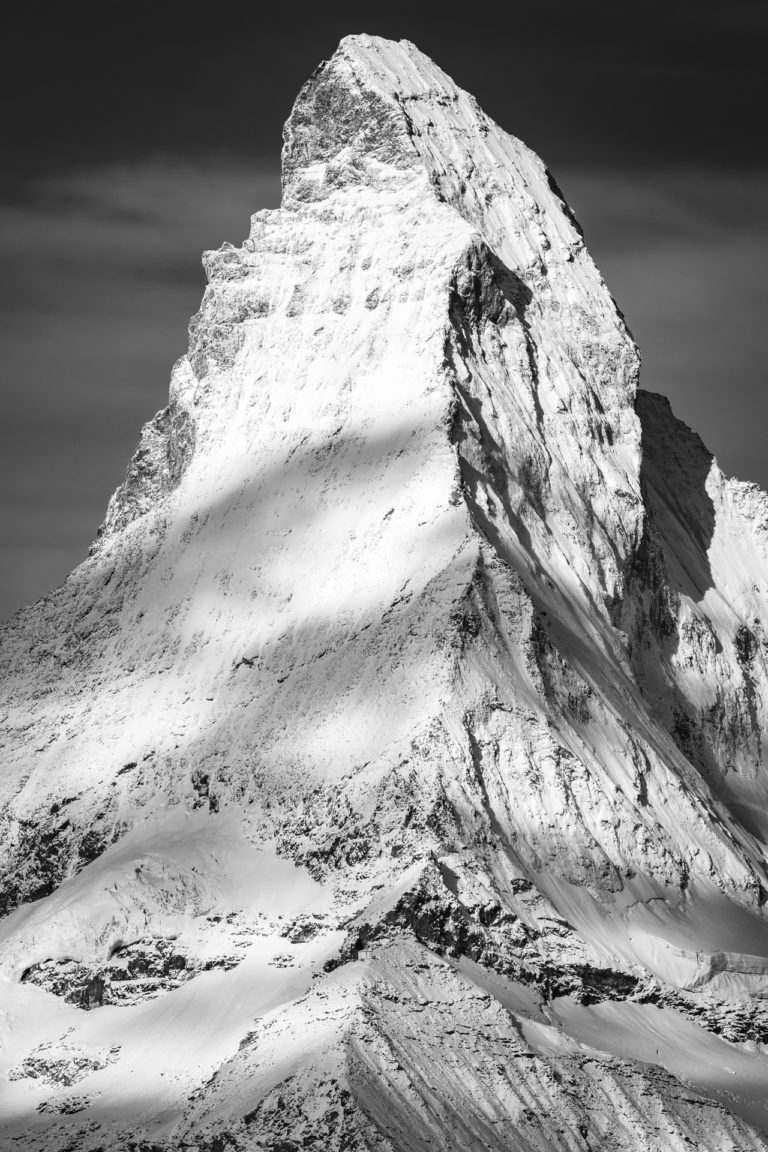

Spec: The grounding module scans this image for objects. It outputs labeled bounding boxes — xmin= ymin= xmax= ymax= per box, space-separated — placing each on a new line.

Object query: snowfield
xmin=2 ymin=33 xmax=768 ymax=1151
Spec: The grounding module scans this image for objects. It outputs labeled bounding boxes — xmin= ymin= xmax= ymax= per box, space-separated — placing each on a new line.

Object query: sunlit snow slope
xmin=2 ymin=34 xmax=768 ymax=1152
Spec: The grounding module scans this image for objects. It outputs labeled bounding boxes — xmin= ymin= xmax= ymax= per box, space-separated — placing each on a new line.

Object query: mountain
xmin=2 ymin=33 xmax=768 ymax=1152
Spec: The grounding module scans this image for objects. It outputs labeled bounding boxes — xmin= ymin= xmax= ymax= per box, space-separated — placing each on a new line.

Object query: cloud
xmin=0 ymin=159 xmax=281 ymax=620
xmin=561 ymin=167 xmax=768 ymax=487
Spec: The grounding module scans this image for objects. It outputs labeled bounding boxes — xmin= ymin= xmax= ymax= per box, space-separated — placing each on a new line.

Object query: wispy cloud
xmin=0 ymin=159 xmax=280 ymax=619
xmin=562 ymin=167 xmax=768 ymax=487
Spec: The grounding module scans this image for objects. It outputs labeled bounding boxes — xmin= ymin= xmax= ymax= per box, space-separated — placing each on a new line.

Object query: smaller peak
xmin=280 ymin=34 xmax=477 ymax=200
xmin=281 ymin=35 xmax=422 ymax=194
xmin=331 ymin=34 xmax=458 ymax=100
xmin=334 ymin=32 xmax=389 ymax=51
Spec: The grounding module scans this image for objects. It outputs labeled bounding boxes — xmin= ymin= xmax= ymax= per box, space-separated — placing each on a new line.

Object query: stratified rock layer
xmin=2 ymin=34 xmax=768 ymax=1152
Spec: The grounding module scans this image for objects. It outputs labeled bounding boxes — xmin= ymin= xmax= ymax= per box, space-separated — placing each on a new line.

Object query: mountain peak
xmin=3 ymin=35 xmax=768 ymax=1152
xmin=281 ymin=36 xmax=426 ymax=187
xmin=281 ymin=34 xmax=583 ymax=274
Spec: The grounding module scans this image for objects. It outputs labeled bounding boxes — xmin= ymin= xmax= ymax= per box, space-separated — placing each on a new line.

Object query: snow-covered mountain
xmin=2 ymin=34 xmax=768 ymax=1151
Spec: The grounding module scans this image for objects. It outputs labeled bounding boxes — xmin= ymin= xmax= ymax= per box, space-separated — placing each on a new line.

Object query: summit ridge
xmin=2 ymin=34 xmax=768 ymax=1151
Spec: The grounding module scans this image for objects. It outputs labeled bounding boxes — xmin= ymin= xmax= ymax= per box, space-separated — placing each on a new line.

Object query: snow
xmin=546 ymin=998 xmax=768 ymax=1135
xmin=1 ymin=31 xmax=768 ymax=1152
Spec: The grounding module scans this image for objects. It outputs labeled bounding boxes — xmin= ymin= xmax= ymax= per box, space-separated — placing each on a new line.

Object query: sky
xmin=1 ymin=0 xmax=766 ymax=620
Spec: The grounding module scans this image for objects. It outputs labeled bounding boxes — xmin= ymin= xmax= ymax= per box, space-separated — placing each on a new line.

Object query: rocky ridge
xmin=1 ymin=33 xmax=768 ymax=1151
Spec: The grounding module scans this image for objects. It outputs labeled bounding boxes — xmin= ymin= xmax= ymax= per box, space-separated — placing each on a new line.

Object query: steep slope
xmin=2 ymin=34 xmax=768 ymax=1152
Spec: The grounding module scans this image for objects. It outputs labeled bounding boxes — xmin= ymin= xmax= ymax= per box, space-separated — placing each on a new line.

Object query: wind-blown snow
xmin=2 ymin=33 xmax=768 ymax=1152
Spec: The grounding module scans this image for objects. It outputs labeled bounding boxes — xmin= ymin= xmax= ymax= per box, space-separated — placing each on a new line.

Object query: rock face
xmin=2 ymin=34 xmax=768 ymax=1151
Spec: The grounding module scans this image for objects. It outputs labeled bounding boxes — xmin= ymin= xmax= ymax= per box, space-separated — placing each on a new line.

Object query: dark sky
xmin=1 ymin=1 xmax=766 ymax=620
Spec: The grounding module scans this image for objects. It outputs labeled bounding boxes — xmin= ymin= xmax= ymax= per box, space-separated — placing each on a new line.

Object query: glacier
xmin=2 ymin=34 xmax=768 ymax=1151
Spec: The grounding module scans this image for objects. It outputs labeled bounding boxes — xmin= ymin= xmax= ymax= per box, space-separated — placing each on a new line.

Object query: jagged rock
xmin=2 ymin=32 xmax=768 ymax=1152
xmin=20 ymin=937 xmax=243 ymax=1009
xmin=9 ymin=1041 xmax=119 ymax=1086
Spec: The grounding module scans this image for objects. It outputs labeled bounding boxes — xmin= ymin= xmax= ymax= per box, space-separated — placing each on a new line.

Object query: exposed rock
xmin=9 ymin=1041 xmax=119 ymax=1086
xmin=20 ymin=937 xmax=242 ymax=1008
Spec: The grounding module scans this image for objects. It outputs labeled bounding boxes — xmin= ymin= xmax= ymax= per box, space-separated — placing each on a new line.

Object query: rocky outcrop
xmin=2 ymin=33 xmax=768 ymax=1152
xmin=20 ymin=936 xmax=242 ymax=1008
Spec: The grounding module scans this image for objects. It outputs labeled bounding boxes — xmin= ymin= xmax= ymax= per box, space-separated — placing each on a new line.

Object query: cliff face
xmin=2 ymin=35 xmax=768 ymax=1152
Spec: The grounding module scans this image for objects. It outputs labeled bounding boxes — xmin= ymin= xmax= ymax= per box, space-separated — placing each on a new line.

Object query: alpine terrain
xmin=3 ymin=34 xmax=768 ymax=1152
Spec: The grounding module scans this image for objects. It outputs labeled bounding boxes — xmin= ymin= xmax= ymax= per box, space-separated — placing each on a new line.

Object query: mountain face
xmin=2 ymin=33 xmax=768 ymax=1151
